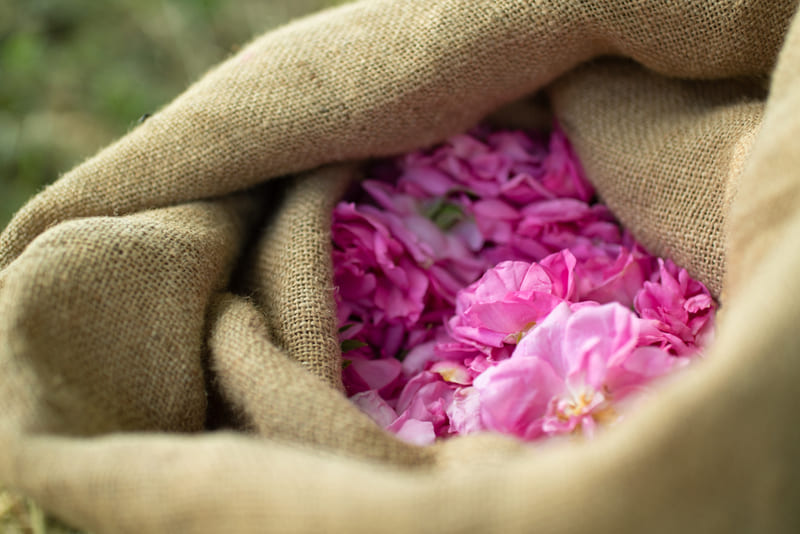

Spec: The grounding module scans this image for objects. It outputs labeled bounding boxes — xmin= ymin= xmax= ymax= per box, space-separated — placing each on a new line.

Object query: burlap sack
xmin=2 ymin=0 xmax=799 ymax=532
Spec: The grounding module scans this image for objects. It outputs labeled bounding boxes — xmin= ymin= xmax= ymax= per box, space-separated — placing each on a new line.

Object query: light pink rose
xmin=474 ymin=303 xmax=682 ymax=440
xmin=446 ymin=252 xmax=577 ymax=353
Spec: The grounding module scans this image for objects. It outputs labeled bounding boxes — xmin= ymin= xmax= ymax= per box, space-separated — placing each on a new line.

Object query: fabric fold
xmin=0 ymin=194 xmax=259 ymax=435
xmin=549 ymin=59 xmax=765 ymax=296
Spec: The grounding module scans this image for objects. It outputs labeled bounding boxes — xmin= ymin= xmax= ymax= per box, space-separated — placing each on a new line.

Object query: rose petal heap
xmin=333 ymin=125 xmax=715 ymax=445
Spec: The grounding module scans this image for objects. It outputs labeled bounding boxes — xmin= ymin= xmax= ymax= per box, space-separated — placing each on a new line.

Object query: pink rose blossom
xmin=446 ymin=251 xmax=577 ymax=353
xmin=635 ymin=259 xmax=716 ymax=355
xmin=474 ymin=303 xmax=682 ymax=439
xmin=332 ymin=202 xmax=429 ymax=328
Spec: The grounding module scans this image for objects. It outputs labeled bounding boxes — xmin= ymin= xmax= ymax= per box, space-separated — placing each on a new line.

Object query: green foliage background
xmin=1 ymin=1 xmax=344 ymax=531
xmin=0 ymin=0 xmax=345 ymax=230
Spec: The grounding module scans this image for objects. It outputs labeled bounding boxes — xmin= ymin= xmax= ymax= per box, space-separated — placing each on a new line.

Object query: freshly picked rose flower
xmin=332 ymin=125 xmax=716 ymax=445
xmin=443 ymin=251 xmax=576 ymax=356
xmin=635 ymin=258 xmax=716 ymax=356
xmin=473 ymin=302 xmax=682 ymax=440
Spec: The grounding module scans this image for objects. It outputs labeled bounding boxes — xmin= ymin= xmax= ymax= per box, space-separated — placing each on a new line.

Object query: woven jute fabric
xmin=2 ymin=0 xmax=800 ymax=532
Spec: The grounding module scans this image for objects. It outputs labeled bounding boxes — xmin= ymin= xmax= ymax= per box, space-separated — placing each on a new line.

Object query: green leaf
xmin=425 ymin=199 xmax=464 ymax=230
xmin=341 ymin=339 xmax=367 ymax=352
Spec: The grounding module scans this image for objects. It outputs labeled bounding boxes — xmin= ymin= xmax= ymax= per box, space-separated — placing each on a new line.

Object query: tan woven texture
xmin=2 ymin=0 xmax=800 ymax=532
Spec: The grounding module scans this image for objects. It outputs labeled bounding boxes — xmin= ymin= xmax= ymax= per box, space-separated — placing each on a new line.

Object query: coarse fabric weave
xmin=2 ymin=0 xmax=800 ymax=532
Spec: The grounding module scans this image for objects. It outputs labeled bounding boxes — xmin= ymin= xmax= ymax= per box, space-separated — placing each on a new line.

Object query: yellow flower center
xmin=514 ymin=321 xmax=538 ymax=343
xmin=437 ymin=368 xmax=460 ymax=383
xmin=556 ymin=389 xmax=618 ymax=427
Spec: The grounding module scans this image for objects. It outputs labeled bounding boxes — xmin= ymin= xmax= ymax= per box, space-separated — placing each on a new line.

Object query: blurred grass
xmin=0 ymin=492 xmax=82 ymax=534
xmin=0 ymin=0 xmax=346 ymax=230
xmin=1 ymin=0 xmax=345 ymax=530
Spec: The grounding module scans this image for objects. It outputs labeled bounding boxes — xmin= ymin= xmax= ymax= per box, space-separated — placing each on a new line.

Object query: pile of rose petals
xmin=332 ymin=125 xmax=715 ymax=446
